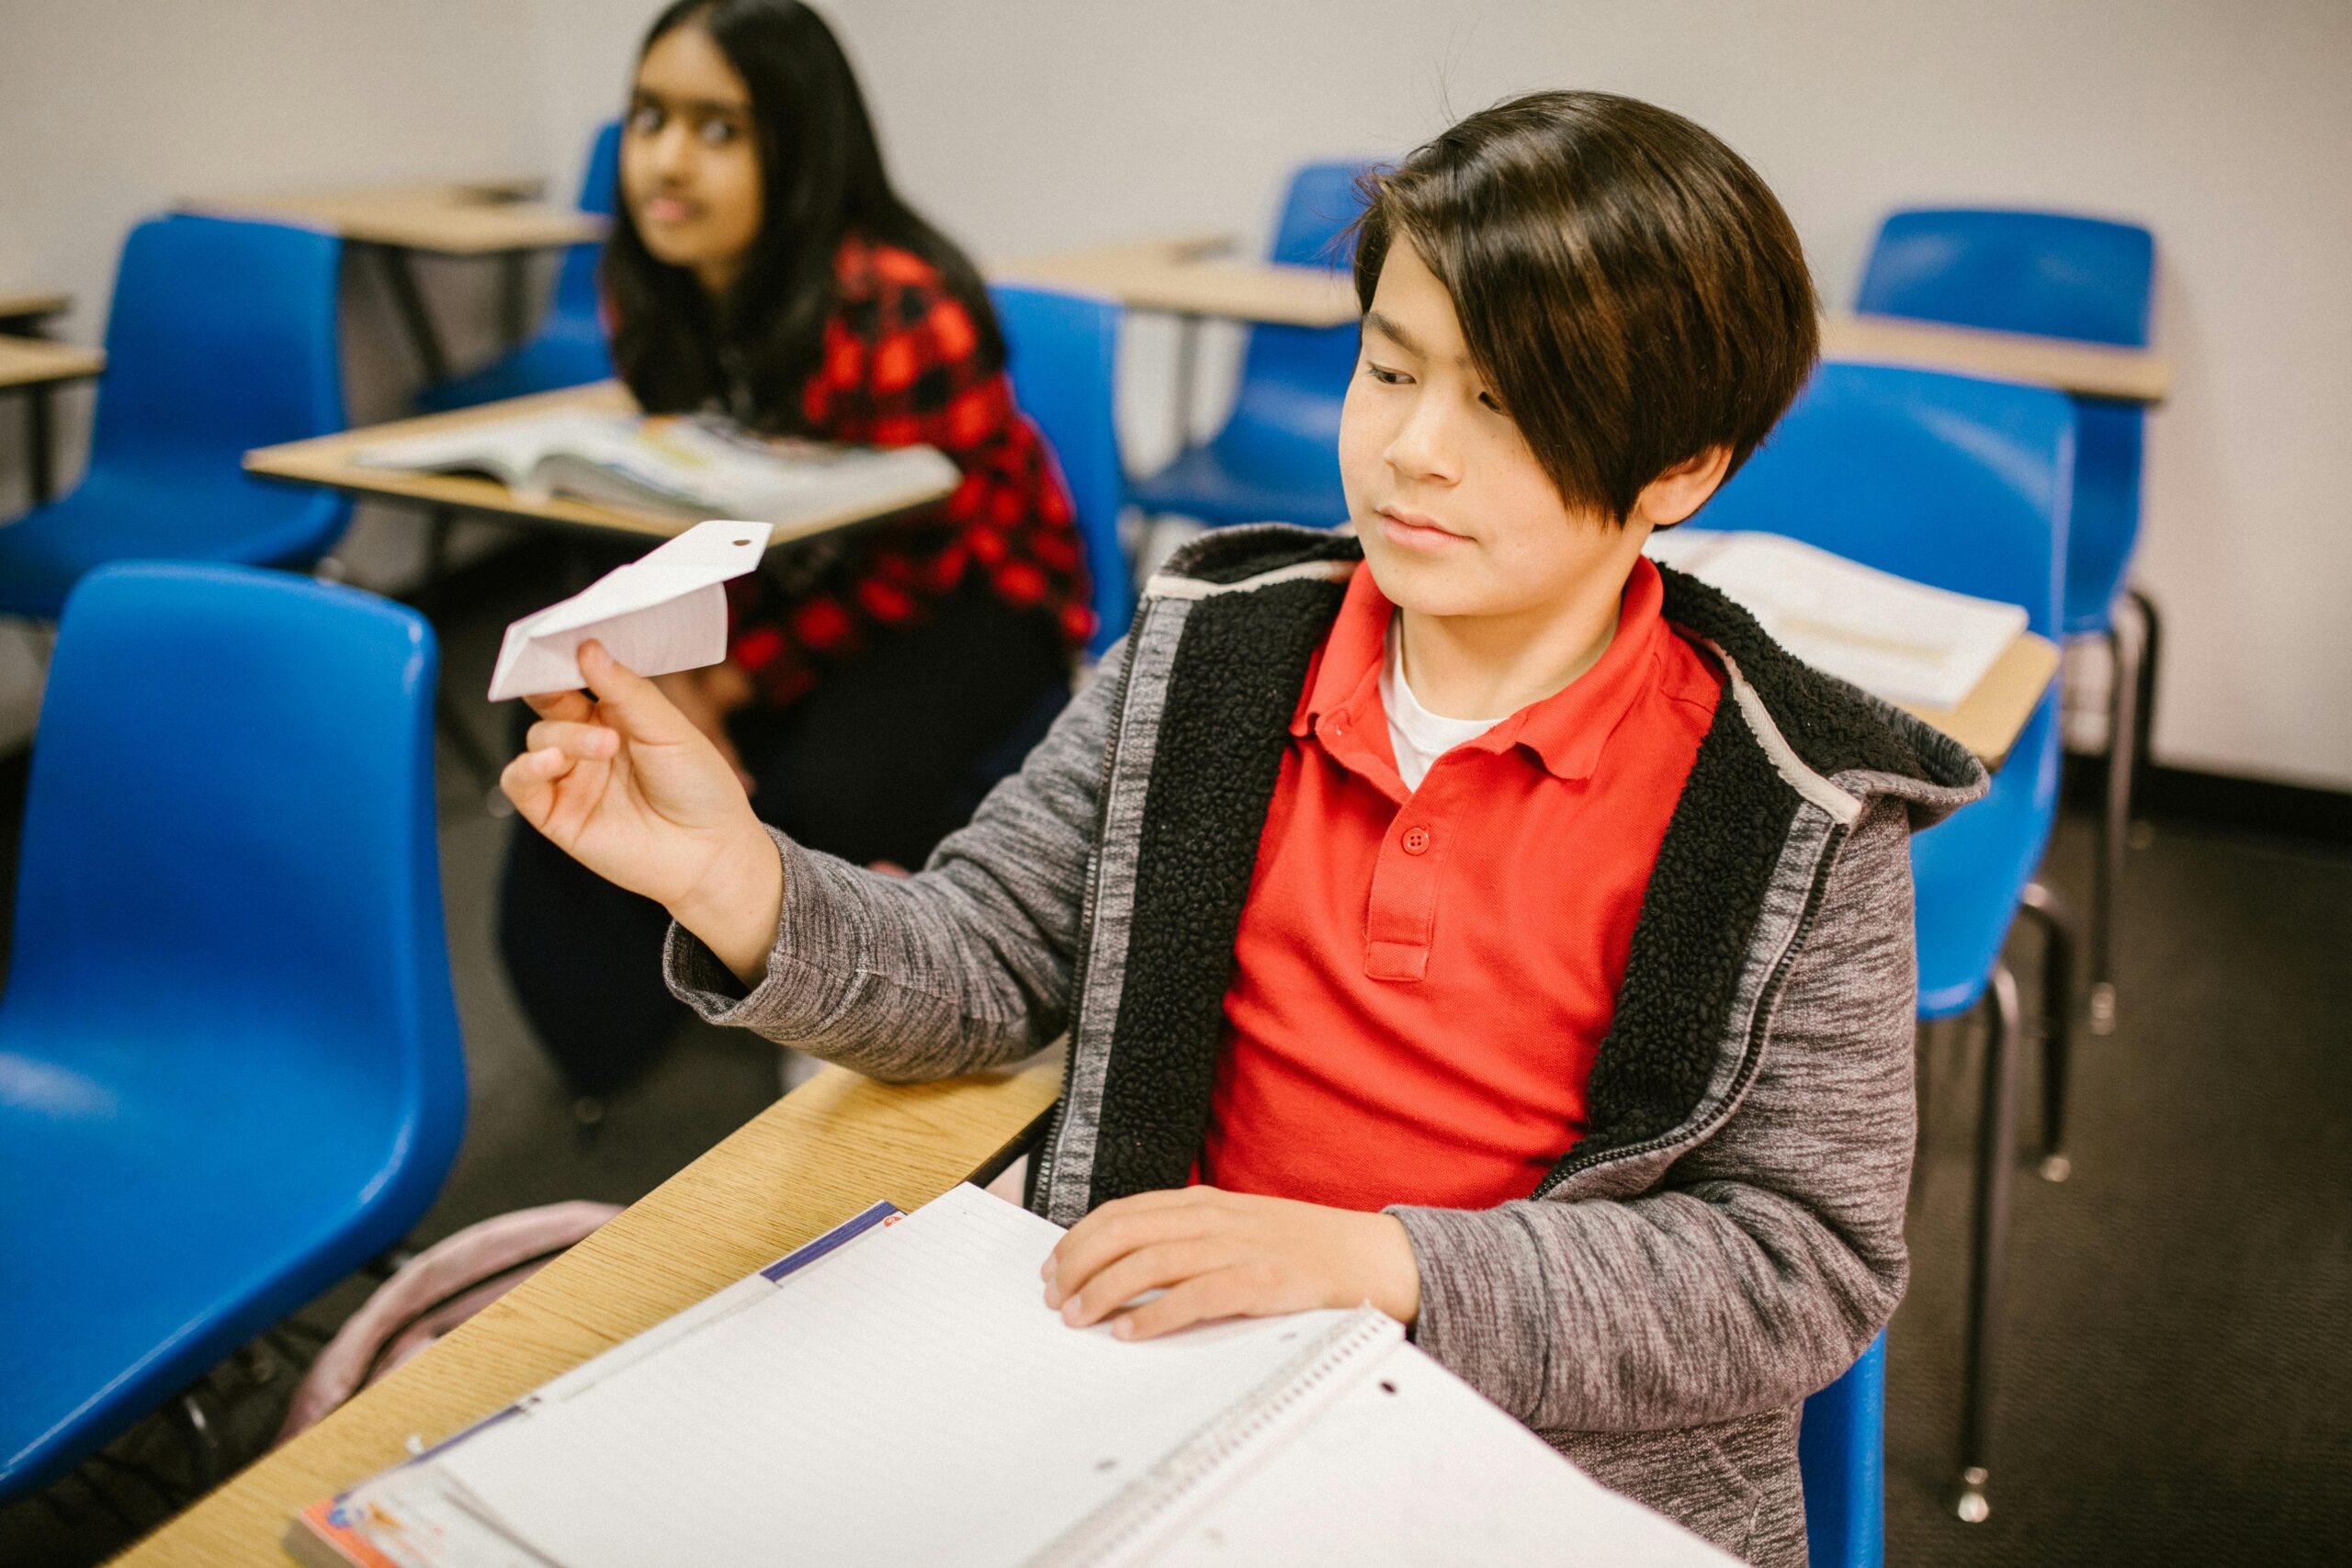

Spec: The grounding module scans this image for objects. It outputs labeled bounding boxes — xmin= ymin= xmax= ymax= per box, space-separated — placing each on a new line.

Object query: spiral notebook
xmin=287 ymin=1184 xmax=1732 ymax=1568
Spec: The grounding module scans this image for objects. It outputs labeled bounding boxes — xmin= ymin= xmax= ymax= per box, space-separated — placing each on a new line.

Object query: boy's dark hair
xmin=1352 ymin=90 xmax=1819 ymax=522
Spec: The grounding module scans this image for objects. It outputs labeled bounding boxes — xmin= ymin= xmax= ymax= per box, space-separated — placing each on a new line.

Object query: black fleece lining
xmin=1167 ymin=527 xmax=1365 ymax=588
xmin=1086 ymin=573 xmax=1352 ymax=1204
xmin=1555 ymin=706 xmax=1804 ymax=1174
xmin=1659 ymin=569 xmax=1977 ymax=790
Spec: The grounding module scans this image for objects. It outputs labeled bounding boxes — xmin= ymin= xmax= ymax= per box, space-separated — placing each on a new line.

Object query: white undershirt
xmin=1380 ymin=615 xmax=1506 ymax=792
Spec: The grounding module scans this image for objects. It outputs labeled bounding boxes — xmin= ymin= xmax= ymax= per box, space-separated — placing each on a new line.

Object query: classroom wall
xmin=5 ymin=0 xmax=2347 ymax=791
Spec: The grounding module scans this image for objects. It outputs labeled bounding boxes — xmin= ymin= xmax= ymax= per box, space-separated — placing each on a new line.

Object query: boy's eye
xmin=1363 ymin=362 xmax=1410 ymax=386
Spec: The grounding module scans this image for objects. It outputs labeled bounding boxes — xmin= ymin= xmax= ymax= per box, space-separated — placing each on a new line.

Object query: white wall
xmin=7 ymin=0 xmax=2349 ymax=788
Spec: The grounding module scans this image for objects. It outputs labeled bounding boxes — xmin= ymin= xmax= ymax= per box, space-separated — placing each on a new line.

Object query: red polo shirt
xmin=1195 ymin=557 xmax=1722 ymax=1211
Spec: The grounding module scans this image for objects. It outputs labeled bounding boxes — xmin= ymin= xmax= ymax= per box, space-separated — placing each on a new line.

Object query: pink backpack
xmin=275 ymin=1201 xmax=619 ymax=1446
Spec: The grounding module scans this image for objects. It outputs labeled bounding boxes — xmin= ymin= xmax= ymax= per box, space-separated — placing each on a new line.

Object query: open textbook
xmin=1645 ymin=527 xmax=2028 ymax=710
xmin=287 ymin=1185 xmax=1734 ymax=1568
xmin=355 ymin=407 xmax=959 ymax=528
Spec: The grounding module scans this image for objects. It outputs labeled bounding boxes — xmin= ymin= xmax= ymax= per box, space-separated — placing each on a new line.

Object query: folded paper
xmin=487 ymin=520 xmax=773 ymax=701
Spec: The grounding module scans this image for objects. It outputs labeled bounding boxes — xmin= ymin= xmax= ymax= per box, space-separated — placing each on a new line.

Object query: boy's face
xmin=1340 ymin=243 xmax=1702 ymax=623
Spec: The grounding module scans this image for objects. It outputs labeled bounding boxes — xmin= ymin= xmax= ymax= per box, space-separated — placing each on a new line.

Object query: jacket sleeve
xmin=660 ymin=639 xmax=1122 ymax=1081
xmin=1387 ymin=796 xmax=1918 ymax=1432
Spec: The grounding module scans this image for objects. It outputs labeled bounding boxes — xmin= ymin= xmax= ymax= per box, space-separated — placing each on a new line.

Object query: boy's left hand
xmin=1042 ymin=1188 xmax=1421 ymax=1340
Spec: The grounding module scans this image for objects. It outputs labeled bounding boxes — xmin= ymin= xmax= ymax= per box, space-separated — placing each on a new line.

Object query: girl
xmin=499 ymin=0 xmax=1091 ymax=1098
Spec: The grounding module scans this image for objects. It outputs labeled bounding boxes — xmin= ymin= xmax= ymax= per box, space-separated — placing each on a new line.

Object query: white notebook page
xmin=1645 ymin=528 xmax=2027 ymax=709
xmin=435 ymin=1186 xmax=1356 ymax=1567
xmin=1150 ymin=1343 xmax=1739 ymax=1567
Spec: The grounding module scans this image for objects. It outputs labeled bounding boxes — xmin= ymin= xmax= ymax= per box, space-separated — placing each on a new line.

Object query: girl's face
xmin=622 ymin=19 xmax=763 ymax=297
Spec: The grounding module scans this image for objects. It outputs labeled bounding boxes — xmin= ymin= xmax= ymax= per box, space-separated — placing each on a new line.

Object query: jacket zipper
xmin=1029 ymin=603 xmax=1152 ymax=1213
xmin=1532 ymin=818 xmax=1850 ymax=1200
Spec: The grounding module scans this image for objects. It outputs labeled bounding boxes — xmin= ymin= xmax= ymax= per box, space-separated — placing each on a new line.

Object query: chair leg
xmin=2018 ymin=882 xmax=2077 ymax=1181
xmin=1956 ymin=966 xmax=2021 ymax=1524
xmin=2089 ymin=612 xmax=2143 ymax=1037
xmin=2126 ymin=587 xmax=2164 ymax=833
xmin=168 ymin=1386 xmax=222 ymax=1493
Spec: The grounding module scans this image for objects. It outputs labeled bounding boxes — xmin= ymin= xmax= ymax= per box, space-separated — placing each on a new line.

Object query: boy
xmin=504 ymin=91 xmax=1986 ymax=1566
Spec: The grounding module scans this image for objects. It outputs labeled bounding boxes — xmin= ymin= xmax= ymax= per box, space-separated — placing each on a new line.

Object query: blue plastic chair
xmin=1700 ymin=360 xmax=2075 ymax=1526
xmin=0 ymin=563 xmax=468 ymax=1502
xmin=1126 ymin=162 xmax=1370 ymax=530
xmin=1801 ymin=1333 xmax=1887 ymax=1568
xmin=0 ymin=216 xmax=352 ymax=617
xmin=989 ymin=283 xmax=1134 ymax=657
xmin=415 ymin=119 xmax=621 ymax=411
xmin=1859 ymin=208 xmax=2157 ymax=1038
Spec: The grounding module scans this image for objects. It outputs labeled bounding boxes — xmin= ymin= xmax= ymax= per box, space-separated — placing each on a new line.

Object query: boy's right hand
xmin=501 ymin=641 xmax=784 ymax=986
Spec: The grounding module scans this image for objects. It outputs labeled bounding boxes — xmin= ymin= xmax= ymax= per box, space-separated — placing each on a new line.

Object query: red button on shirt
xmin=1195 ymin=557 xmax=1723 ymax=1212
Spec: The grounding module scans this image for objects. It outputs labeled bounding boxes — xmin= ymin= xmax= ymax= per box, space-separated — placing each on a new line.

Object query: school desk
xmin=1900 ymin=629 xmax=2059 ymax=772
xmin=994 ymin=237 xmax=2174 ymax=407
xmin=180 ymin=179 xmax=607 ymax=386
xmin=0 ymin=334 xmax=105 ymax=505
xmin=243 ymin=379 xmax=957 ymax=547
xmin=107 ymin=1052 xmax=1065 ymax=1565
xmin=0 ymin=289 xmax=72 ymax=333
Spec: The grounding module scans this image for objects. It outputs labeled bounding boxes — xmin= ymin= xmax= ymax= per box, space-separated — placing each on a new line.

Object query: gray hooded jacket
xmin=667 ymin=525 xmax=1988 ymax=1565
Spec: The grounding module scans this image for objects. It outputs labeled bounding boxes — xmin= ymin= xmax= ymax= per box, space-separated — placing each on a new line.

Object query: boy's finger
xmin=577 ymin=641 xmax=701 ymax=746
xmin=498 ymin=748 xmax=567 ymax=825
xmin=1046 ymin=1206 xmax=1212 ymax=1296
xmin=524 ymin=719 xmax=619 ymax=761
xmin=523 ymin=688 xmax=594 ymax=723
xmin=1109 ymin=1269 xmax=1258 ymax=1342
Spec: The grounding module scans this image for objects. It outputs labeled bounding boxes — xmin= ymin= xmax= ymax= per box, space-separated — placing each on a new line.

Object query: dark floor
xmin=3 ymin=555 xmax=2347 ymax=1564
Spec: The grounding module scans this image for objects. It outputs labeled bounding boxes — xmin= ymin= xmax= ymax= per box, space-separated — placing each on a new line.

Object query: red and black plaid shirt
xmin=719 ymin=234 xmax=1092 ymax=706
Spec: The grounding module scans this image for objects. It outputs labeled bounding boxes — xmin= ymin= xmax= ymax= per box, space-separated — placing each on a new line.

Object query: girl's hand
xmin=501 ymin=641 xmax=783 ymax=983
xmin=1041 ymin=1188 xmax=1422 ymax=1341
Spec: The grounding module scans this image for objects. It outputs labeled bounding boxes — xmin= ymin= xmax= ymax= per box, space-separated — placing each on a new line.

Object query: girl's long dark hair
xmin=604 ymin=0 xmax=1003 ymax=433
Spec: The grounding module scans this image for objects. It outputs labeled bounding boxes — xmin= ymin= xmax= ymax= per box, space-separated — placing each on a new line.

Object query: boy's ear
xmin=1635 ymin=446 xmax=1732 ymax=529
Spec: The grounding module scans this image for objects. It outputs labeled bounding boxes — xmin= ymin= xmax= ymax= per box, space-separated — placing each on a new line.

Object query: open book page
xmin=1645 ymin=528 xmax=2027 ymax=709
xmin=356 ymin=409 xmax=957 ymax=526
xmin=433 ymin=1186 xmax=1362 ymax=1568
xmin=1150 ymin=1342 xmax=1739 ymax=1567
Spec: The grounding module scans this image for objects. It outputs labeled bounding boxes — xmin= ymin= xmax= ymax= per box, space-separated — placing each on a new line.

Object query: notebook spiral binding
xmin=1027 ymin=1304 xmax=1400 ymax=1568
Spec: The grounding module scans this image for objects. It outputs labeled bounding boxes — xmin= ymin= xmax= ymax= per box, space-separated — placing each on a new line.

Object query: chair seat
xmin=0 ymin=469 xmax=346 ymax=619
xmin=1911 ymin=697 xmax=2063 ymax=1019
xmin=0 ymin=1023 xmax=419 ymax=1495
xmin=1128 ymin=423 xmax=1350 ymax=530
xmin=415 ymin=316 xmax=612 ymax=413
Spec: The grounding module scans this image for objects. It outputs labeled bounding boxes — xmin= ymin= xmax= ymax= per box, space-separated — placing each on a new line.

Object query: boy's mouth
xmin=1376 ymin=505 xmax=1470 ymax=551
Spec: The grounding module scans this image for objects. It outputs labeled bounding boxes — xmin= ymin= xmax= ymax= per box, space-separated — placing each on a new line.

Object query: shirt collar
xmin=1291 ymin=555 xmax=1673 ymax=784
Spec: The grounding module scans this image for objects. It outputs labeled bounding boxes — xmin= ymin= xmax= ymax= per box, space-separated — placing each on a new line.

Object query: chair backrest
xmin=1799 ymin=1333 xmax=1887 ymax=1568
xmin=552 ymin=118 xmax=623 ymax=326
xmin=989 ymin=283 xmax=1134 ymax=655
xmin=1856 ymin=208 xmax=2150 ymax=629
xmin=1699 ymin=361 xmax=2075 ymax=637
xmin=1225 ymin=161 xmax=1374 ymax=447
xmin=86 ymin=214 xmax=345 ymax=481
xmin=3 ymin=563 xmax=467 ymax=1216
xmin=1857 ymin=208 xmax=2154 ymax=349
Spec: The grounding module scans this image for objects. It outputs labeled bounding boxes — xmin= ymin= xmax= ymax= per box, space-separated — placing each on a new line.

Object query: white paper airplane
xmin=486 ymin=520 xmax=774 ymax=701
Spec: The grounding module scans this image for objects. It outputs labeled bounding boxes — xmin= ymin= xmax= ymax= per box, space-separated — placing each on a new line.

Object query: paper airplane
xmin=487 ymin=520 xmax=773 ymax=701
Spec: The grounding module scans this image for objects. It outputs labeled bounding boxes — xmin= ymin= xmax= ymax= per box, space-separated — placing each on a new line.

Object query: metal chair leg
xmin=1956 ymin=965 xmax=2021 ymax=1524
xmin=168 ymin=1386 xmax=221 ymax=1492
xmin=2126 ymin=587 xmax=2164 ymax=832
xmin=2089 ymin=611 xmax=2143 ymax=1036
xmin=2018 ymin=882 xmax=2077 ymax=1181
